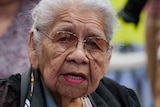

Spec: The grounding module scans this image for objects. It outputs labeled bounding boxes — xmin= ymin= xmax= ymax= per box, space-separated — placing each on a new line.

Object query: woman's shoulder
xmin=90 ymin=77 xmax=141 ymax=107
xmin=100 ymin=77 xmax=139 ymax=99
xmin=0 ymin=74 xmax=21 ymax=107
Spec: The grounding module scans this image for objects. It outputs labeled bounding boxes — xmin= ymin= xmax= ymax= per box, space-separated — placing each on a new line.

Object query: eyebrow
xmin=86 ymin=28 xmax=105 ymax=38
xmin=53 ymin=23 xmax=73 ymax=32
xmin=53 ymin=21 xmax=105 ymax=38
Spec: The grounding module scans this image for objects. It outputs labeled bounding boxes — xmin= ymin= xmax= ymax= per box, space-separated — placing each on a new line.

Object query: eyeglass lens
xmin=52 ymin=31 xmax=109 ymax=59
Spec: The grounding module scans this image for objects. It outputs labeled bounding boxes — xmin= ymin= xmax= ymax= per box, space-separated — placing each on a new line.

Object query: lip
xmin=62 ymin=73 xmax=86 ymax=84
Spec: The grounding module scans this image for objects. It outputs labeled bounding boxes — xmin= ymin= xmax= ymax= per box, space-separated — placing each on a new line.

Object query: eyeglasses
xmin=37 ymin=28 xmax=111 ymax=59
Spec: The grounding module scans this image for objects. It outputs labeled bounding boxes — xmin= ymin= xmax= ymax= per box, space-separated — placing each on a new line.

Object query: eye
xmin=54 ymin=32 xmax=72 ymax=44
xmin=54 ymin=31 xmax=77 ymax=46
xmin=85 ymin=37 xmax=100 ymax=51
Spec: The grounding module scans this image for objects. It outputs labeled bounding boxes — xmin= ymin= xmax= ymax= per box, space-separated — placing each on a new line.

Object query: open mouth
xmin=63 ymin=74 xmax=85 ymax=84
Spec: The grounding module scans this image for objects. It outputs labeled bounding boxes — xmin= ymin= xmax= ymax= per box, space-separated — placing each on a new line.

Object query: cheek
xmin=86 ymin=59 xmax=106 ymax=94
xmin=39 ymin=42 xmax=66 ymax=73
xmin=42 ymin=54 xmax=66 ymax=84
xmin=91 ymin=55 xmax=109 ymax=78
xmin=90 ymin=60 xmax=105 ymax=81
xmin=39 ymin=43 xmax=73 ymax=92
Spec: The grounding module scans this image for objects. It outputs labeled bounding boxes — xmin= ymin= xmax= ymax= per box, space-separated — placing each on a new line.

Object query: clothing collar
xmin=41 ymin=76 xmax=57 ymax=107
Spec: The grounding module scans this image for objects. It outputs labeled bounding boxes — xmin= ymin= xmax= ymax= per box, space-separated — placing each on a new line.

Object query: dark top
xmin=0 ymin=68 xmax=141 ymax=107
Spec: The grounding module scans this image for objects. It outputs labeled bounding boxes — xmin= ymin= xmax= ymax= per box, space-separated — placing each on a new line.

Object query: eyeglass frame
xmin=36 ymin=28 xmax=112 ymax=57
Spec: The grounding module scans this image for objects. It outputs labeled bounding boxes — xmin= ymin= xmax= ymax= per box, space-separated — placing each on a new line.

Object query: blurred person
xmin=145 ymin=1 xmax=160 ymax=107
xmin=0 ymin=0 xmax=141 ymax=106
xmin=118 ymin=0 xmax=160 ymax=106
xmin=0 ymin=0 xmax=40 ymax=78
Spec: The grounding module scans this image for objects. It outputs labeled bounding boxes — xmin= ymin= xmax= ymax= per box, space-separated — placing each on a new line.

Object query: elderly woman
xmin=0 ymin=0 xmax=141 ymax=107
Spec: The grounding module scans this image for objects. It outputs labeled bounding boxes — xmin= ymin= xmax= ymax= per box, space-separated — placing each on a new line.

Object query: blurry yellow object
xmin=110 ymin=0 xmax=145 ymax=45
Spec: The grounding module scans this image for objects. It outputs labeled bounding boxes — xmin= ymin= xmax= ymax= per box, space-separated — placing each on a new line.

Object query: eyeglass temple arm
xmin=35 ymin=28 xmax=54 ymax=40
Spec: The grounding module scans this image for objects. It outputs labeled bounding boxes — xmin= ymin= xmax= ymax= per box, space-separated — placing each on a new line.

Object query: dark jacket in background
xmin=118 ymin=0 xmax=148 ymax=25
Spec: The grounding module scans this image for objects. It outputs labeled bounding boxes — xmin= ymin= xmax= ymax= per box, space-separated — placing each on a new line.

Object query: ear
xmin=28 ymin=31 xmax=39 ymax=70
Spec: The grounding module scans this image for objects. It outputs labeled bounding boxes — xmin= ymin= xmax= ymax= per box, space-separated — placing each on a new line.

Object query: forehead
xmin=50 ymin=9 xmax=105 ymax=35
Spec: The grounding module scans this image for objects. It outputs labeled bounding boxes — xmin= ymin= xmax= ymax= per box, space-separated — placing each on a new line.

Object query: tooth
xmin=68 ymin=75 xmax=82 ymax=80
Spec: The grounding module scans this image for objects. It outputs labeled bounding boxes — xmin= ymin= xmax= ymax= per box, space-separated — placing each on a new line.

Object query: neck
xmin=52 ymin=93 xmax=83 ymax=107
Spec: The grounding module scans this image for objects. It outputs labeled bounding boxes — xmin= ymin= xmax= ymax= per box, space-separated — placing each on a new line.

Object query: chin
xmin=56 ymin=85 xmax=88 ymax=99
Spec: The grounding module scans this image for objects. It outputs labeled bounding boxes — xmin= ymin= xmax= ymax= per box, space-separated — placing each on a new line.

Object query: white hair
xmin=31 ymin=0 xmax=117 ymax=51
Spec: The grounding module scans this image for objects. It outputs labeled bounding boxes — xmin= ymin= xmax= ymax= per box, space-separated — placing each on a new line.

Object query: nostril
xmin=66 ymin=48 xmax=89 ymax=64
xmin=68 ymin=59 xmax=87 ymax=65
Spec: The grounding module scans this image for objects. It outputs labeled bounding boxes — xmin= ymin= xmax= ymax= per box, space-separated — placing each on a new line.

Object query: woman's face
xmin=30 ymin=9 xmax=112 ymax=98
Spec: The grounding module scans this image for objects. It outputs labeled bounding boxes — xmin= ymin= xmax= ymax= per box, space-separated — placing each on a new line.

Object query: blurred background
xmin=105 ymin=0 xmax=153 ymax=107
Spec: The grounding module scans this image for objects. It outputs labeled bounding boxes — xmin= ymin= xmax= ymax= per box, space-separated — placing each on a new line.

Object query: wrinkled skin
xmin=28 ymin=8 xmax=112 ymax=107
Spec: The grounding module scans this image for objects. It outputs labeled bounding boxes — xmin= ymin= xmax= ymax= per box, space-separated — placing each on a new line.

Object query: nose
xmin=66 ymin=42 xmax=89 ymax=64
